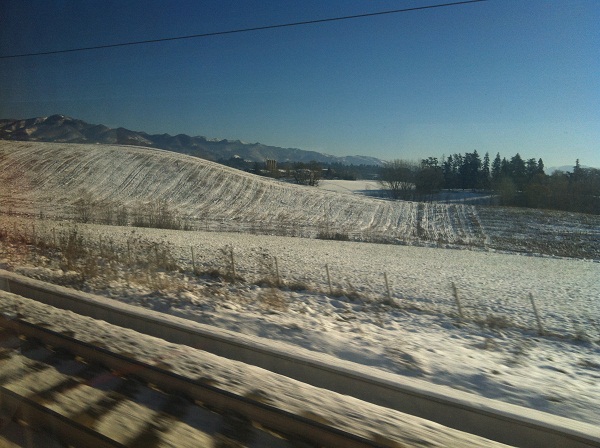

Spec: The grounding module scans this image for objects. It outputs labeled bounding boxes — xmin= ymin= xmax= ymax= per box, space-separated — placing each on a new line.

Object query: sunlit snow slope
xmin=2 ymin=140 xmax=599 ymax=257
xmin=0 ymin=141 xmax=487 ymax=246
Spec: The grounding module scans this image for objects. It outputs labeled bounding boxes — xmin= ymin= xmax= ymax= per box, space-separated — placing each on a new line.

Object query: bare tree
xmin=293 ymin=161 xmax=322 ymax=186
xmin=378 ymin=159 xmax=417 ymax=199
xmin=73 ymin=189 xmax=95 ymax=223
xmin=116 ymin=204 xmax=128 ymax=226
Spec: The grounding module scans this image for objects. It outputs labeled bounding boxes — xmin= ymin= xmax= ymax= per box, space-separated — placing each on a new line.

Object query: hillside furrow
xmin=6 ymin=141 xmax=596 ymax=255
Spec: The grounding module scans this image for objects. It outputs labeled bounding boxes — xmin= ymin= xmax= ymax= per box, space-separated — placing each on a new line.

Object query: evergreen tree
xmin=526 ymin=158 xmax=538 ymax=182
xmin=491 ymin=153 xmax=502 ymax=181
xmin=460 ymin=151 xmax=481 ymax=190
xmin=537 ymin=158 xmax=545 ymax=175
xmin=480 ymin=152 xmax=491 ymax=190
xmin=500 ymin=157 xmax=510 ymax=177
xmin=573 ymin=159 xmax=583 ymax=182
xmin=510 ymin=153 xmax=527 ymax=190
xmin=443 ymin=155 xmax=454 ymax=189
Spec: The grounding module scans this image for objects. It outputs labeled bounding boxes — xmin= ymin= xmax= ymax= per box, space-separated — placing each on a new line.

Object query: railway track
xmin=1 ymin=270 xmax=600 ymax=448
xmin=0 ymin=315 xmax=389 ymax=448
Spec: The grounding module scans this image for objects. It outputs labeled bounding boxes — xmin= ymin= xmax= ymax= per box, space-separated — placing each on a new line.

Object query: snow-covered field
xmin=318 ymin=180 xmax=495 ymax=205
xmin=317 ymin=179 xmax=382 ymax=196
xmin=0 ymin=290 xmax=516 ymax=447
xmin=1 ymin=218 xmax=599 ymax=428
xmin=2 ymin=141 xmax=599 ymax=258
xmin=0 ymin=140 xmax=599 ymax=432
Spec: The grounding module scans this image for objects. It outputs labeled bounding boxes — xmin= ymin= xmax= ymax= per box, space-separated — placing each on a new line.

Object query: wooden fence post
xmin=529 ymin=293 xmax=545 ymax=335
xmin=451 ymin=282 xmax=464 ymax=319
xmin=326 ymin=264 xmax=333 ymax=295
xmin=274 ymin=256 xmax=281 ymax=286
xmin=384 ymin=272 xmax=392 ymax=303
xmin=230 ymin=246 xmax=236 ymax=282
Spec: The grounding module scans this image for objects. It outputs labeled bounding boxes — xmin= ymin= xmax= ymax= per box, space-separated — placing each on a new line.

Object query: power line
xmin=0 ymin=0 xmax=487 ymax=60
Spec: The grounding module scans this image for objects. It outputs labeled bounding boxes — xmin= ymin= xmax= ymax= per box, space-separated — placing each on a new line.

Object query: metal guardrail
xmin=1 ymin=269 xmax=599 ymax=448
xmin=0 ymin=316 xmax=386 ymax=448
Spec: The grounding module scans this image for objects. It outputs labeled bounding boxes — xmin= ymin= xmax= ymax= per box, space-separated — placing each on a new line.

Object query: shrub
xmin=316 ymin=230 xmax=350 ymax=241
xmin=258 ymin=288 xmax=288 ymax=312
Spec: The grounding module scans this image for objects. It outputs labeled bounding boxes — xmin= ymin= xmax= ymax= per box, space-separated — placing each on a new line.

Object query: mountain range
xmin=0 ymin=115 xmax=383 ymax=166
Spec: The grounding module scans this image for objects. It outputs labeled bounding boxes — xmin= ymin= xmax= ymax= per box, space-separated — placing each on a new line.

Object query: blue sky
xmin=1 ymin=0 xmax=598 ymax=168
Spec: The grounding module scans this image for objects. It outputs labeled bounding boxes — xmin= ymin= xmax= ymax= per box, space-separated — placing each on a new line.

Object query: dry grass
xmin=258 ymin=288 xmax=288 ymax=312
xmin=0 ymin=219 xmax=181 ymax=291
xmin=482 ymin=314 xmax=512 ymax=330
xmin=0 ymin=215 xmax=592 ymax=342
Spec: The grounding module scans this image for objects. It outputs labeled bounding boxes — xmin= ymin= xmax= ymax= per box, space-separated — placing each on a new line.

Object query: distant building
xmin=266 ymin=159 xmax=277 ymax=172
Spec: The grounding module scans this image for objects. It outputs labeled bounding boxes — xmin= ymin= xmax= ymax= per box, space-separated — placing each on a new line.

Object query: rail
xmin=1 ymin=269 xmax=599 ymax=448
xmin=0 ymin=315 xmax=390 ymax=448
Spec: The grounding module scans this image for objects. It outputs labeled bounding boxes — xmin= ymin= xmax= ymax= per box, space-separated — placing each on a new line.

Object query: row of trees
xmin=522 ymin=161 xmax=600 ymax=214
xmin=422 ymin=151 xmax=546 ymax=192
xmin=379 ymin=152 xmax=599 ymax=214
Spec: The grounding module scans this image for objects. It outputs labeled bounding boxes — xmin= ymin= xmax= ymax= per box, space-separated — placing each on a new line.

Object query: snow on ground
xmin=318 ymin=180 xmax=495 ymax=205
xmin=317 ymin=179 xmax=382 ymax=196
xmin=2 ymin=141 xmax=599 ymax=258
xmin=1 ymin=218 xmax=599 ymax=428
xmin=0 ymin=291 xmax=515 ymax=447
xmin=0 ymin=140 xmax=599 ymax=434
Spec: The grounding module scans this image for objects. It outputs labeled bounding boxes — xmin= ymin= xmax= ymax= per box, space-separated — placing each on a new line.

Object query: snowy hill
xmin=1 ymin=141 xmax=598 ymax=258
xmin=0 ymin=141 xmax=481 ymax=243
